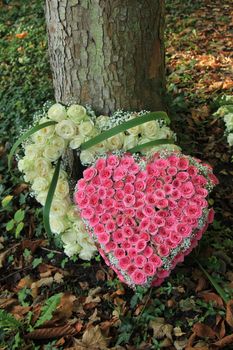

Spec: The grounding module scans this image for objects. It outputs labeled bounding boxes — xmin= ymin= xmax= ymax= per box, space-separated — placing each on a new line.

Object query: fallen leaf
xmin=15 ymin=31 xmax=28 ymax=39
xmin=198 ymin=292 xmax=224 ymax=307
xmin=73 ymin=325 xmax=108 ymax=349
xmin=174 ymin=326 xmax=186 ymax=337
xmin=25 ymin=324 xmax=76 ymax=339
xmin=192 ymin=323 xmax=216 ymax=339
xmin=174 ymin=339 xmax=188 ymax=350
xmin=213 ymin=333 xmax=233 ymax=348
xmin=226 ymin=300 xmax=233 ymax=328
xmin=149 ymin=318 xmax=173 ymax=340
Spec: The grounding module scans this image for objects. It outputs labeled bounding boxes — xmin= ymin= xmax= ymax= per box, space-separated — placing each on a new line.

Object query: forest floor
xmin=0 ymin=0 xmax=233 ymax=349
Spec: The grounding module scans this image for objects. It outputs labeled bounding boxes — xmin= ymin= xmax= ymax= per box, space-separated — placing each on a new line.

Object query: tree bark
xmin=45 ymin=0 xmax=165 ymax=114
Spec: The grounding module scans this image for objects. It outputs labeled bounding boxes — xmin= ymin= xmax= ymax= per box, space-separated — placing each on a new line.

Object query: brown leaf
xmin=96 ymin=270 xmax=106 ymax=281
xmin=25 ymin=324 xmax=77 ymax=339
xmin=226 ymin=300 xmax=233 ymax=328
xmin=0 ymin=298 xmax=18 ymax=309
xmin=73 ymin=325 xmax=108 ymax=349
xmin=21 ymin=239 xmax=46 ymax=254
xmin=55 ymin=293 xmax=76 ymax=320
xmin=213 ymin=333 xmax=233 ymax=348
xmin=192 ymin=323 xmax=216 ymax=339
xmin=199 ymin=292 xmax=224 ymax=307
xmin=13 ymin=183 xmax=28 ymax=195
xmin=195 ymin=277 xmax=208 ymax=293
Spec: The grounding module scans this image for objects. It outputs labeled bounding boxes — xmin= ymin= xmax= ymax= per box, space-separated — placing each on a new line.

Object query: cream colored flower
xmin=50 ymin=215 xmax=69 ymax=234
xmin=123 ymin=134 xmax=138 ymax=150
xmin=32 ymin=177 xmax=49 ymax=193
xmin=24 ymin=144 xmax=43 ymax=159
xmin=31 ymin=131 xmax=47 ymax=145
xmin=55 ymin=179 xmax=70 ymax=199
xmin=48 ymin=103 xmax=67 ymax=122
xmin=50 ymin=198 xmax=70 ymax=217
xmin=155 ymin=126 xmax=173 ymax=139
xmin=224 ymin=113 xmax=233 ymax=131
xmin=38 ymin=120 xmax=55 ymax=137
xmin=63 ymin=243 xmax=81 ymax=257
xmin=79 ymin=120 xmax=95 ymax=137
xmin=79 ymin=245 xmax=97 ymax=260
xmin=55 ymin=120 xmax=77 ymax=140
xmin=43 ymin=146 xmax=62 ymax=162
xmin=227 ymin=133 xmax=233 ymax=146
xmin=37 ymin=158 xmax=52 ymax=177
xmin=80 ymin=149 xmax=96 ymax=165
xmin=69 ymin=135 xmax=84 ymax=149
xmin=67 ymin=104 xmax=87 ymax=124
xmin=127 ymin=115 xmax=141 ymax=136
xmin=141 ymin=120 xmax=160 ymax=139
xmin=106 ymin=133 xmax=124 ymax=151
xmin=36 ymin=191 xmax=48 ymax=205
xmin=96 ymin=115 xmax=109 ymax=130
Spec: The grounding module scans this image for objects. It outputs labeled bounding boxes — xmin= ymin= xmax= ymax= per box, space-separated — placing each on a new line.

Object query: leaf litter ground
xmin=0 ymin=0 xmax=233 ymax=349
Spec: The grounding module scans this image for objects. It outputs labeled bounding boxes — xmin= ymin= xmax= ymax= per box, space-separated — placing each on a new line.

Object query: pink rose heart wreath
xmin=74 ymin=150 xmax=218 ymax=288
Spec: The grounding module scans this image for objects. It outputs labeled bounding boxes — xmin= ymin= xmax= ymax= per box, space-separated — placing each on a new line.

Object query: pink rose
xmin=115 ymin=189 xmax=124 ymax=201
xmin=77 ymin=197 xmax=89 ymax=209
xmin=149 ymin=254 xmax=162 ymax=267
xmin=128 ymin=235 xmax=139 ymax=245
xmin=112 ymin=229 xmax=124 ymax=243
xmin=164 ymin=184 xmax=173 ymax=195
xmin=143 ymin=246 xmax=153 ymax=258
xmin=107 ymin=155 xmax=120 ymax=168
xmin=99 ymin=167 xmax=112 ymax=181
xmin=169 ymin=232 xmax=182 ymax=244
xmin=176 ymin=171 xmax=189 ymax=182
xmin=135 ymin=191 xmax=144 ymax=199
xmin=157 ymin=269 xmax=170 ymax=278
xmin=167 ymin=166 xmax=178 ymax=176
xmin=83 ymin=167 xmax=97 ymax=181
xmin=102 ymin=179 xmax=113 ymax=188
xmin=136 ymin=240 xmax=147 ymax=252
xmin=157 ymin=199 xmax=168 ymax=209
xmin=208 ymin=173 xmax=219 ymax=185
xmin=124 ymin=208 xmax=135 ymax=216
xmin=180 ymin=181 xmax=195 ymax=198
xmin=124 ymin=183 xmax=135 ymax=194
xmin=148 ymin=223 xmax=158 ymax=235
xmin=129 ymin=163 xmax=140 ymax=174
xmin=125 ymin=174 xmax=136 ymax=183
xmin=187 ymin=165 xmax=198 ymax=177
xmin=94 ymin=224 xmax=105 ymax=235
xmin=136 ymin=171 xmax=147 ymax=181
xmin=155 ymin=189 xmax=165 ymax=199
xmin=195 ymin=187 xmax=208 ymax=197
xmin=95 ymin=158 xmax=106 ymax=171
xmin=118 ymin=256 xmax=131 ymax=269
xmin=98 ymin=187 xmax=106 ymax=199
xmin=134 ymin=255 xmax=147 ymax=268
xmin=89 ymin=194 xmax=99 ymax=207
xmin=171 ymin=189 xmax=182 ymax=200
xmin=139 ymin=217 xmax=150 ymax=230
xmin=124 ymin=217 xmax=136 ymax=226
xmin=123 ymin=226 xmax=134 ymax=237
xmin=154 ymin=159 xmax=168 ymax=169
xmin=81 ymin=207 xmax=95 ymax=219
xmin=89 ymin=215 xmax=99 ymax=227
xmin=143 ymin=262 xmax=155 ymax=276
xmin=86 ymin=184 xmax=96 ymax=196
xmin=153 ymin=216 xmax=165 ymax=227
xmin=76 ymin=178 xmax=86 ymax=190
xmin=176 ymin=223 xmax=191 ymax=237
xmin=193 ymin=175 xmax=207 ymax=186
xmin=114 ymin=248 xmax=125 ymax=259
xmin=208 ymin=208 xmax=215 ymax=223
xmin=113 ymin=167 xmax=127 ymax=181
xmin=102 ymin=198 xmax=114 ymax=208
xmin=158 ymin=244 xmax=170 ymax=257
xmin=155 ymin=180 xmax=163 ymax=189
xmin=120 ymin=155 xmax=134 ymax=168
xmin=122 ymin=241 xmax=131 ymax=250
xmin=136 ymin=209 xmax=144 ymax=220
xmin=105 ymin=219 xmax=116 ymax=232
xmin=97 ymin=232 xmax=110 ymax=245
xmin=114 ymin=180 xmax=124 ymax=189
xmin=139 ymin=232 xmax=150 ymax=241
xmin=105 ymin=241 xmax=117 ymax=253
xmin=135 ymin=180 xmax=146 ymax=191
xmin=178 ymin=198 xmax=188 ymax=208
xmin=92 ymin=176 xmax=101 ymax=186
xmin=123 ymin=194 xmax=136 ymax=207
xmin=172 ymin=179 xmax=181 ymax=188
xmin=131 ymin=270 xmax=146 ymax=285
xmin=168 ymin=155 xmax=179 ymax=167
xmin=128 ymin=248 xmax=137 ymax=258
xmin=146 ymin=164 xmax=160 ymax=177
xmin=142 ymin=206 xmax=155 ymax=217
xmin=116 ymin=215 xmax=124 ymax=226
xmin=184 ymin=204 xmax=202 ymax=218
xmin=127 ymin=264 xmax=137 ymax=275
xmin=164 ymin=175 xmax=173 ymax=183
xmin=106 ymin=188 xmax=115 ymax=197
xmin=178 ymin=157 xmax=189 ymax=170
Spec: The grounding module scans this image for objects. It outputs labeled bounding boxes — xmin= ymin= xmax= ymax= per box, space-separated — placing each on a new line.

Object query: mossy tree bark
xmin=45 ymin=0 xmax=165 ymax=114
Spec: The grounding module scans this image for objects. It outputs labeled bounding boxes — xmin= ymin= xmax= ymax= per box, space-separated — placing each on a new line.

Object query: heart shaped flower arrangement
xmin=75 ymin=151 xmax=218 ymax=288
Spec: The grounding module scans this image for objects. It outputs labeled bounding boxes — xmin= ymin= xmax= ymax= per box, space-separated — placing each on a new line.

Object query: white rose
xmin=31 ymin=131 xmax=47 ymax=145
xmin=48 ymin=103 xmax=67 ymax=122
xmin=55 ymin=179 xmax=70 ymax=199
xmin=58 ymin=169 xmax=68 ymax=181
xmin=64 ymin=243 xmax=81 ymax=257
xmin=38 ymin=120 xmax=55 ymax=137
xmin=36 ymin=191 xmax=48 ymax=205
xmin=50 ymin=198 xmax=70 ymax=217
xmin=67 ymin=207 xmax=81 ymax=222
xmin=55 ymin=120 xmax=77 ymax=140
xmin=24 ymin=145 xmax=43 ymax=160
xmin=73 ymin=220 xmax=86 ymax=232
xmin=50 ymin=215 xmax=69 ymax=234
xmin=79 ymin=245 xmax=97 ymax=260
xmin=32 ymin=177 xmax=49 ymax=193
xmin=80 ymin=149 xmax=96 ymax=165
xmin=141 ymin=120 xmax=160 ymax=139
xmin=123 ymin=134 xmax=138 ymax=150
xmin=79 ymin=120 xmax=95 ymax=137
xmin=127 ymin=115 xmax=141 ymax=136
xmin=224 ymin=113 xmax=233 ymax=131
xmin=69 ymin=135 xmax=84 ymax=149
xmin=96 ymin=115 xmax=109 ymax=130
xmin=37 ymin=158 xmax=52 ymax=177
xmin=43 ymin=146 xmax=63 ymax=162
xmin=106 ymin=133 xmax=124 ymax=151
xmin=67 ymin=104 xmax=87 ymax=124
xmin=50 ymin=135 xmax=66 ymax=151
xmin=155 ymin=126 xmax=173 ymax=139
xmin=61 ymin=229 xmax=77 ymax=244
xmin=227 ymin=133 xmax=233 ymax=146
xmin=18 ymin=158 xmax=34 ymax=172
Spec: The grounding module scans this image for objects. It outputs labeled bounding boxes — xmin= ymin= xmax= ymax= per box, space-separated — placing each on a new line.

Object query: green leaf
xmin=14 ymin=209 xmax=25 ymax=223
xmin=1 ymin=195 xmax=13 ymax=208
xmin=128 ymin=138 xmax=176 ymax=153
xmin=0 ymin=310 xmax=22 ymax=332
xmin=32 ymin=257 xmax=42 ymax=269
xmin=196 ymin=260 xmax=229 ymax=304
xmin=43 ymin=158 xmax=61 ymax=238
xmin=6 ymin=219 xmax=15 ymax=231
xmin=34 ymin=293 xmax=63 ymax=328
xmin=15 ymin=222 xmax=24 ymax=238
xmin=8 ymin=121 xmax=57 ymax=171
xmin=80 ymin=111 xmax=170 ymax=150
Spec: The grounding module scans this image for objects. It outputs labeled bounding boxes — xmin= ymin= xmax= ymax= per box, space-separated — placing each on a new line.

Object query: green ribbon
xmin=80 ymin=111 xmax=170 ymax=150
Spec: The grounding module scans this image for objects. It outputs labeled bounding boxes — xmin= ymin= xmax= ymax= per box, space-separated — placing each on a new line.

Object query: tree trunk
xmin=45 ymin=0 xmax=165 ymax=114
